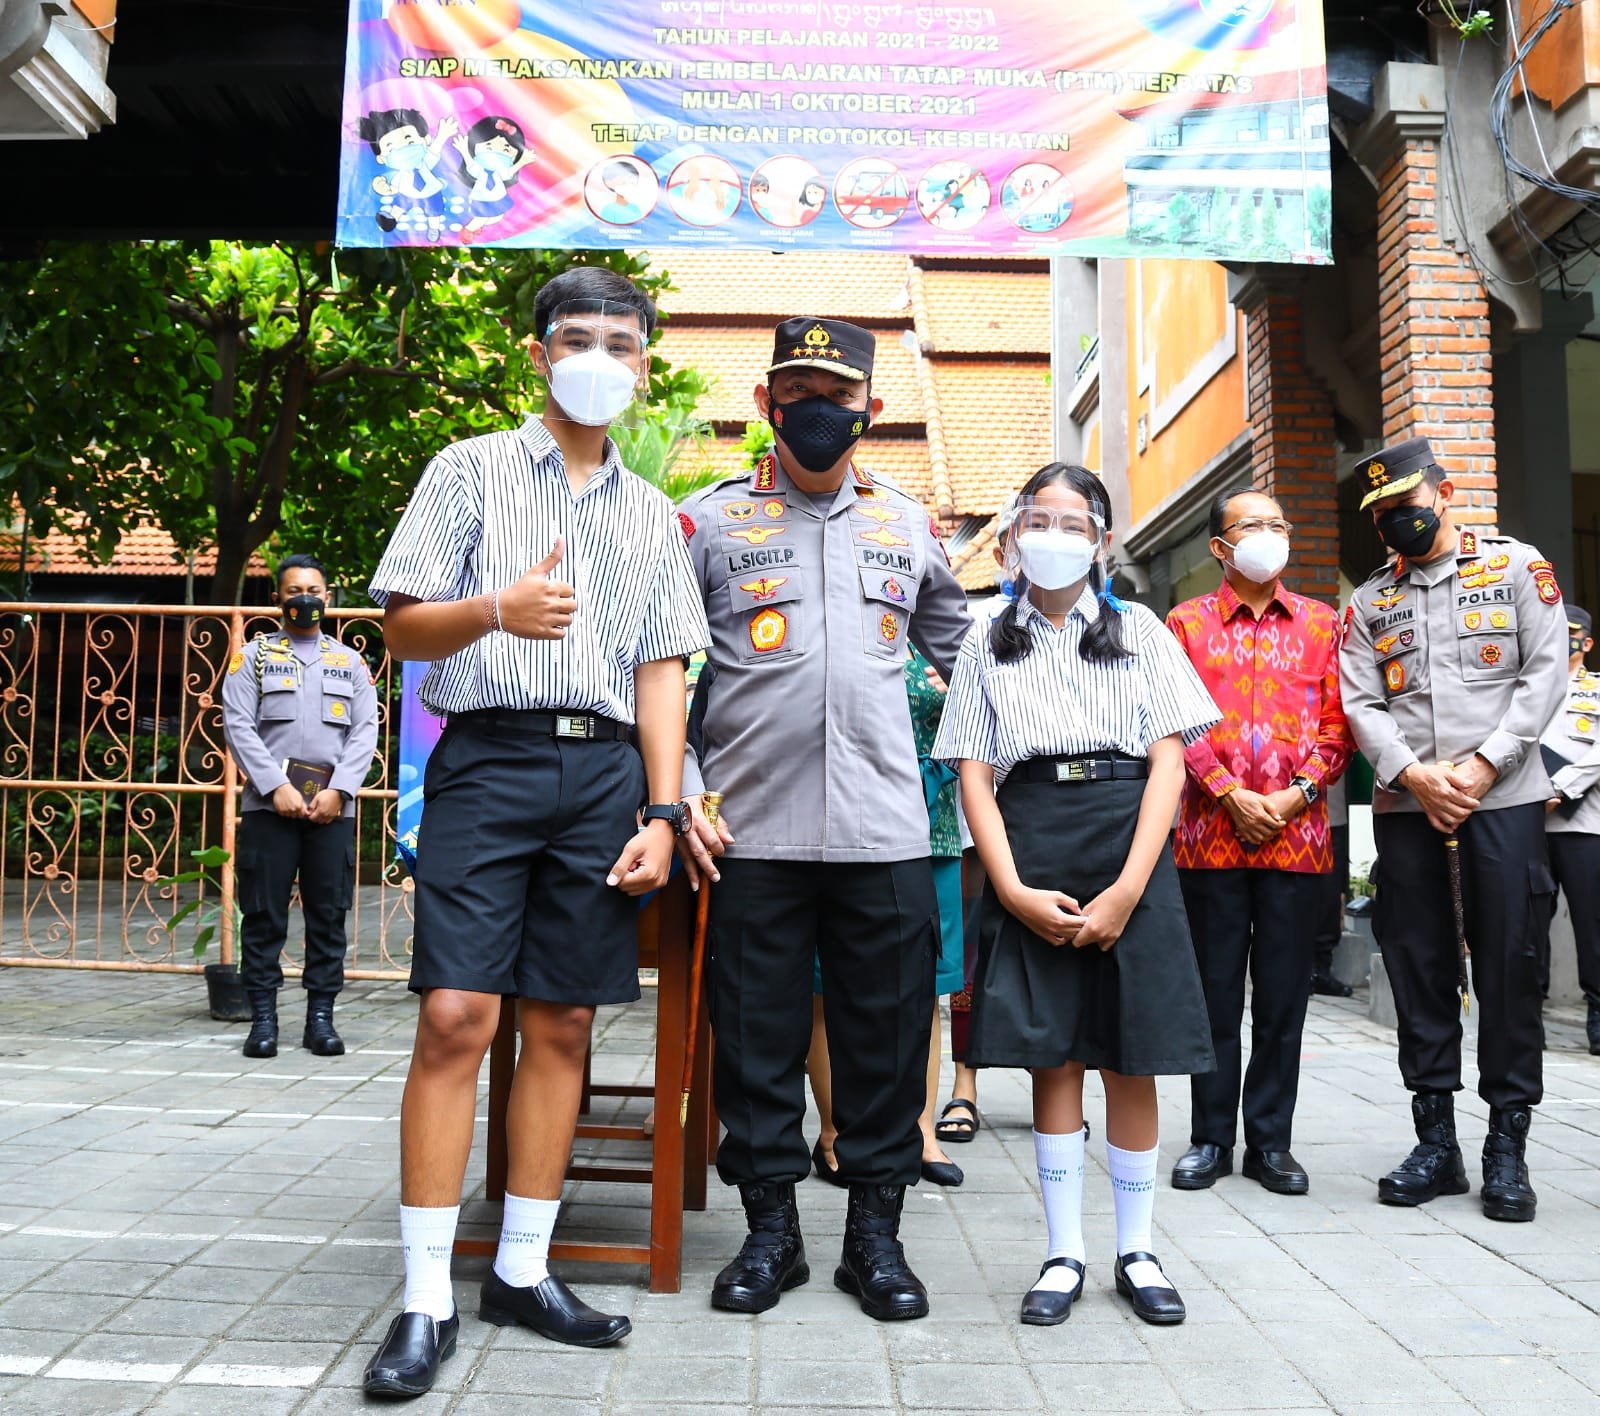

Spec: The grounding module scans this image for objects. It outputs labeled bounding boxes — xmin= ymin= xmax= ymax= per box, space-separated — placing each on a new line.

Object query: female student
xmin=933 ymin=462 xmax=1219 ymax=1328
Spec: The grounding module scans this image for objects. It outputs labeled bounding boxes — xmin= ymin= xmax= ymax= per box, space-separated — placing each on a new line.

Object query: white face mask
xmin=1228 ymin=530 xmax=1289 ymax=584
xmin=1017 ymin=530 xmax=1097 ymax=590
xmin=547 ymin=348 xmax=640 ymax=426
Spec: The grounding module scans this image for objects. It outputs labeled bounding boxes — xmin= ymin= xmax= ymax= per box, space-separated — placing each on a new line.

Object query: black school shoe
xmin=1113 ymin=1252 xmax=1186 ymax=1325
xmin=1242 ymin=1148 xmax=1310 ymax=1195
xmin=1171 ymin=1143 xmax=1232 ymax=1190
xmin=478 ymin=1270 xmax=631 ymax=1347
xmin=363 ymin=1308 xmax=458 ymax=1398
xmin=1019 ymin=1257 xmax=1084 ymax=1326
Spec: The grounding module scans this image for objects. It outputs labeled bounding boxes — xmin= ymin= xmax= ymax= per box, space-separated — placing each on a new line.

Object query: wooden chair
xmin=454 ymin=872 xmax=715 ymax=1292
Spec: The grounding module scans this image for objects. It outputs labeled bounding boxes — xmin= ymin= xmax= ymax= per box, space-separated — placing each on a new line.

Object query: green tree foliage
xmin=1235 ymin=194 xmax=1258 ymax=252
xmin=1259 ymin=193 xmax=1284 ymax=254
xmin=1166 ymin=192 xmax=1201 ymax=245
xmin=1208 ymin=188 xmax=1232 ymax=249
xmin=1307 ymin=185 xmax=1333 ymax=255
xmin=0 ymin=243 xmax=699 ymax=602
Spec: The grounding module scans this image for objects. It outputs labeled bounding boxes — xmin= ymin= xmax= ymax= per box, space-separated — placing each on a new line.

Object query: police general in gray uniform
xmin=1341 ymin=437 xmax=1566 ymax=1223
xmin=675 ymin=318 xmax=971 ymax=1322
xmin=1538 ymin=606 xmax=1600 ymax=1052
xmin=221 ymin=554 xmax=378 ymax=1060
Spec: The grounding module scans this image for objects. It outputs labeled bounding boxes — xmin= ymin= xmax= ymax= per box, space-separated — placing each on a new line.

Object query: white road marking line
xmin=48 ymin=1358 xmax=184 ymax=1382
xmin=25 ymin=1227 xmax=131 ymax=1239
xmin=233 ymin=1233 xmax=329 ymax=1245
xmin=181 ymin=1363 xmax=327 ymax=1388
xmin=0 ymin=1355 xmax=49 ymax=1376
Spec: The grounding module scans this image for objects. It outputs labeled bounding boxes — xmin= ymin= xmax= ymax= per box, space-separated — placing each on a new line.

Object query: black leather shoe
xmin=1310 ymin=971 xmax=1353 ymax=998
xmin=302 ymin=991 xmax=345 ymax=1057
xmin=479 ymin=1270 xmax=630 ymax=1347
xmin=242 ymin=990 xmax=278 ymax=1059
xmin=1019 ymin=1257 xmax=1084 ymax=1326
xmin=1171 ymin=1143 xmax=1232 ymax=1190
xmin=363 ymin=1308 xmax=458 ymax=1398
xmin=920 ymin=1158 xmax=964 ymax=1187
xmin=712 ymin=1181 xmax=809 ymax=1313
xmin=1378 ymin=1092 xmax=1470 ymax=1207
xmin=834 ymin=1183 xmax=929 ymax=1321
xmin=1113 ymin=1252 xmax=1186 ymax=1325
xmin=812 ymin=1140 xmax=847 ymax=1189
xmin=1587 ymin=1005 xmax=1600 ymax=1057
xmin=1481 ymin=1105 xmax=1537 ymax=1223
xmin=1242 ymin=1148 xmax=1309 ymax=1195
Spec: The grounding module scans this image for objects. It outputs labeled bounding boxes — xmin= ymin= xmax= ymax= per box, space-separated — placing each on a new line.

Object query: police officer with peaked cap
xmin=673 ymin=317 xmax=971 ymax=1322
xmin=221 ymin=554 xmax=379 ymax=1060
xmin=1538 ymin=606 xmax=1600 ymax=1052
xmin=1340 ymin=437 xmax=1567 ymax=1222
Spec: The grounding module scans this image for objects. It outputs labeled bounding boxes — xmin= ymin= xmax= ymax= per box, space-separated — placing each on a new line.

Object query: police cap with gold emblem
xmin=1356 ymin=436 xmax=1439 ymax=511
xmin=767 ymin=317 xmax=875 ymax=382
xmin=1570 ymin=606 xmax=1592 ymax=641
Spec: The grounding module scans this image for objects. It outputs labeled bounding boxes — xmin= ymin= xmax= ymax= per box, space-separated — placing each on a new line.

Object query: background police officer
xmin=675 ymin=318 xmax=971 ymax=1322
xmin=1539 ymin=606 xmax=1600 ymax=1052
xmin=221 ymin=554 xmax=379 ymax=1059
xmin=1341 ymin=437 xmax=1566 ymax=1223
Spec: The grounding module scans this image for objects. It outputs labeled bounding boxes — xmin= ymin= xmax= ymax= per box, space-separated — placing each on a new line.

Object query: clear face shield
xmin=540 ymin=299 xmax=651 ymax=427
xmin=999 ymin=494 xmax=1107 ymax=590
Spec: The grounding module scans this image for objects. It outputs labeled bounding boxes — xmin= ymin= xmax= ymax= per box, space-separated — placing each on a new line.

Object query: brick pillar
xmin=1358 ymin=63 xmax=1497 ymax=529
xmin=1228 ymin=271 xmax=1340 ymax=603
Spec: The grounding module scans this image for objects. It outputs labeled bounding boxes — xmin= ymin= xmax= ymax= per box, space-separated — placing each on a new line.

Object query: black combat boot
xmin=1481 ymin=1106 xmax=1537 ymax=1222
xmin=711 ymin=1181 xmax=808 ymax=1313
xmin=242 ymin=990 xmax=278 ymax=1059
xmin=302 ymin=992 xmax=345 ymax=1057
xmin=1377 ymin=1092 xmax=1469 ymax=1206
xmin=1587 ymin=1003 xmax=1600 ymax=1057
xmin=834 ymin=1183 xmax=928 ymax=1321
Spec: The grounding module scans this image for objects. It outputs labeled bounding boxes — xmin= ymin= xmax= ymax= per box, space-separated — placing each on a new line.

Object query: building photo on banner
xmin=335 ymin=0 xmax=1333 ymax=262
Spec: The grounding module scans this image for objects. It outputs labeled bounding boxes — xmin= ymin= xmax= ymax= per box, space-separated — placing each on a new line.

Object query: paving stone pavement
xmin=3 ymin=967 xmax=1600 ymax=1414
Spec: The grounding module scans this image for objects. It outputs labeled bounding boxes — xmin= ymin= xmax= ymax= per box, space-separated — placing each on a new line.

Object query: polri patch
xmin=748 ymin=608 xmax=788 ymax=654
xmin=1385 ymin=660 xmax=1406 ymax=692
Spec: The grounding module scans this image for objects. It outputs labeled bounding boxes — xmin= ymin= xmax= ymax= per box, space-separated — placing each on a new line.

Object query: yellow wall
xmin=1125 ymin=259 xmax=1249 ymax=526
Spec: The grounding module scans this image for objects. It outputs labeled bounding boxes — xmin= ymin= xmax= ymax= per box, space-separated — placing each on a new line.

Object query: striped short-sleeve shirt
xmin=932 ymin=587 xmax=1221 ymax=783
xmin=369 ymin=417 xmax=710 ymax=721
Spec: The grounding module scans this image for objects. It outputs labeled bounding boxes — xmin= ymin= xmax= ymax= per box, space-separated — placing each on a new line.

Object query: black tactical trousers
xmin=1545 ymin=832 xmax=1600 ymax=1008
xmin=1180 ymin=867 xmax=1323 ymax=1152
xmin=1313 ymin=824 xmax=1350 ymax=975
xmin=1373 ymin=803 xmax=1551 ymax=1109
xmin=708 ymin=856 xmax=937 ymax=1188
xmin=237 ymin=809 xmax=355 ymax=996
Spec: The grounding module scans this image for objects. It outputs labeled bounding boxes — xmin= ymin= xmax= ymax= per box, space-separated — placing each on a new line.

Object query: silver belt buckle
xmin=555 ymin=715 xmax=592 ymax=740
xmin=1055 ymin=760 xmax=1089 ymax=783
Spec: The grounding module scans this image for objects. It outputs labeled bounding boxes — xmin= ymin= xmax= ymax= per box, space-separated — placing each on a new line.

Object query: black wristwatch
xmin=1291 ymin=775 xmax=1319 ymax=805
xmin=642 ymin=802 xmax=691 ymax=836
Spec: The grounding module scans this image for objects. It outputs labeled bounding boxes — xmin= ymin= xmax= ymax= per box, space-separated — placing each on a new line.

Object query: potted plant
xmin=157 ymin=845 xmax=251 ymax=1021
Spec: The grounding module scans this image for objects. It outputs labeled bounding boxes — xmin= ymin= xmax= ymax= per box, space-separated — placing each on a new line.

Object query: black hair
xmin=358 ymin=108 xmax=427 ymax=154
xmin=456 ymin=114 xmax=528 ymax=190
xmin=1207 ymin=484 xmax=1262 ymax=540
xmin=533 ymin=265 xmax=657 ymax=341
xmin=602 ymin=159 xmax=640 ymax=188
xmin=800 ymin=179 xmax=826 ymax=208
xmin=990 ymin=462 xmax=1130 ymax=666
xmin=276 ymin=553 xmax=328 ymax=589
xmin=1419 ymin=463 xmax=1445 ymax=491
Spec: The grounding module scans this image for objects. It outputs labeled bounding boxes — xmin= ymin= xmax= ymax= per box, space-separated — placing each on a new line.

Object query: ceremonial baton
xmin=680 ymin=792 xmax=722 ymax=1128
xmin=1439 ymin=765 xmax=1471 ymax=1017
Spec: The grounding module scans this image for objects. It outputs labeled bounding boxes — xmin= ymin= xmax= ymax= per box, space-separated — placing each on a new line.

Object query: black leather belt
xmin=1012 ymin=754 xmax=1149 ymax=785
xmin=452 ymin=709 xmax=631 ymax=742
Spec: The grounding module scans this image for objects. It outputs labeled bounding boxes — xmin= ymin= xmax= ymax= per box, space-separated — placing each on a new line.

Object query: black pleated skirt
xmin=968 ymin=770 xmax=1216 ymax=1076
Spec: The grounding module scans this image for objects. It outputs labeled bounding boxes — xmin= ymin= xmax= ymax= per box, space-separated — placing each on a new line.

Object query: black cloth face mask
xmin=770 ymin=393 xmax=869 ymax=474
xmin=1376 ymin=503 xmax=1440 ymax=558
xmin=283 ymin=594 xmax=325 ymax=631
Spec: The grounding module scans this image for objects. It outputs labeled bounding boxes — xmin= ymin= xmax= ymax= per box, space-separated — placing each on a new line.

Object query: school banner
xmin=337 ymin=0 xmax=1331 ymax=263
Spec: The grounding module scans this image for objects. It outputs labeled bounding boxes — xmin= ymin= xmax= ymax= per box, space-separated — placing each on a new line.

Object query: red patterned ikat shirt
xmin=1165 ymin=580 xmax=1352 ymax=873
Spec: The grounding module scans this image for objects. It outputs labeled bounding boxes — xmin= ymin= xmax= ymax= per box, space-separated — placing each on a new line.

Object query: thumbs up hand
xmin=497 ymin=537 xmax=577 ymax=639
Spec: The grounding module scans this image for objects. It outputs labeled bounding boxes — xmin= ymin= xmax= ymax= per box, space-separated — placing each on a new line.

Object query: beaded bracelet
xmin=485 ymin=589 xmax=502 ymax=633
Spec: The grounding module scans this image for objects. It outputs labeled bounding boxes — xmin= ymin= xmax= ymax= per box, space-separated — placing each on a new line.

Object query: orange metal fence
xmin=0 ymin=603 xmax=413 ymax=979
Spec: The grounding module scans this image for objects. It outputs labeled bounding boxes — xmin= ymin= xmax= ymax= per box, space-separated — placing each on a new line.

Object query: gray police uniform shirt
xmin=1542 ymin=665 xmax=1600 ymax=835
xmin=1340 ymin=528 xmax=1568 ymax=815
xmin=221 ymin=631 xmax=379 ymax=817
xmin=679 ymin=454 xmax=971 ymax=863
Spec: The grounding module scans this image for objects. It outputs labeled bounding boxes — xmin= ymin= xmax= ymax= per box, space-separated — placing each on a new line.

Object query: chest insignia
xmin=879 ymin=612 xmax=900 ymax=644
xmin=738 ymin=576 xmax=788 ymax=601
xmin=728 ymin=525 xmax=787 ymax=546
xmin=748 ymin=608 xmax=788 ymax=653
xmin=881 ymin=576 xmax=908 ymax=603
xmin=854 ymin=504 xmax=903 ymax=525
xmin=1479 ymin=643 xmax=1503 ymax=666
xmin=1372 ymin=587 xmax=1407 ymax=610
xmin=228 ymin=651 xmax=244 ymax=675
xmin=1375 ymin=634 xmax=1400 ymax=655
xmin=1578 ymin=716 xmax=1595 ymax=735
xmin=1488 ymin=554 xmax=1510 ymax=570
xmin=858 ymin=527 xmax=911 ymax=549
xmin=1385 ymin=660 xmax=1406 ymax=692
xmin=1463 ymin=612 xmax=1481 ymax=631
xmin=721 ymin=500 xmax=757 ymax=522
xmin=761 ymin=498 xmax=786 ymax=520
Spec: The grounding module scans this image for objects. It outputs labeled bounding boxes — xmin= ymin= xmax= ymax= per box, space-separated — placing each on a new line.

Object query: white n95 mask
xmin=547 ymin=348 xmax=640 ymax=427
xmin=1017 ymin=530 xmax=1097 ymax=590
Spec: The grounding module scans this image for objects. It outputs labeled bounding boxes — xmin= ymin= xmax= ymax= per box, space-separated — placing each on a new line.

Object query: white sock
xmin=493 ymin=1193 xmax=560 ymax=1289
xmin=1032 ymin=1128 xmax=1086 ymax=1295
xmin=400 ymin=1203 xmax=459 ymax=1320
xmin=1106 ymin=1140 xmax=1172 ymax=1291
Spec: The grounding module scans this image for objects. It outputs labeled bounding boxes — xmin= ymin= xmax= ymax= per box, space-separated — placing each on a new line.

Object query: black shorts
xmin=409 ymin=716 xmax=647 ymax=1003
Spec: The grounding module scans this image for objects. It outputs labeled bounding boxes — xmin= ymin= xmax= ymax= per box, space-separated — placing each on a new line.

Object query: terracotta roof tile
xmin=927 ymin=361 xmax=1056 ymax=516
xmin=657 ymin=253 xmax=914 ymax=321
xmin=918 ymin=270 xmax=1054 ymax=354
xmin=655 ymin=325 xmax=925 ymax=427
xmin=0 ymin=519 xmax=272 ymax=578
